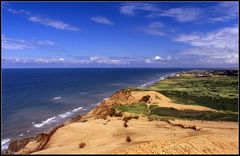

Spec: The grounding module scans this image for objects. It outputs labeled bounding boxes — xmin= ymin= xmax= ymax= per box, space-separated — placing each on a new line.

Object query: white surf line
xmin=138 ymin=72 xmax=177 ymax=89
xmin=53 ymin=96 xmax=61 ymax=100
xmin=33 ymin=116 xmax=56 ymax=128
xmin=1 ymin=138 xmax=11 ymax=150
xmin=33 ymin=106 xmax=84 ymax=128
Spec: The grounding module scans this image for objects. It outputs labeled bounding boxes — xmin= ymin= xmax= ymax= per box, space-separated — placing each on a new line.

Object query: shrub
xmin=108 ymin=107 xmax=123 ymax=117
xmin=122 ymin=116 xmax=131 ymax=122
xmin=123 ymin=122 xmax=128 ymax=128
xmin=139 ymin=95 xmax=151 ymax=103
xmin=79 ymin=142 xmax=86 ymax=148
xmin=126 ymin=136 xmax=131 ymax=142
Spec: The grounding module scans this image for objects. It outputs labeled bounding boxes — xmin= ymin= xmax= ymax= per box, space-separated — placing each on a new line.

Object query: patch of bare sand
xmin=131 ymin=91 xmax=217 ymax=112
xmin=116 ymin=133 xmax=238 ymax=154
xmin=33 ymin=117 xmax=238 ymax=154
xmin=116 ymin=119 xmax=238 ymax=154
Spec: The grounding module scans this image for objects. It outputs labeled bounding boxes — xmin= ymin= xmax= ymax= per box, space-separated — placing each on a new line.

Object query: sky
xmin=1 ymin=1 xmax=239 ymax=68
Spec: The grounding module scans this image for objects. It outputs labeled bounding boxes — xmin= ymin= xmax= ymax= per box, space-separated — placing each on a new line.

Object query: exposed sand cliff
xmin=5 ymin=89 xmax=239 ymax=154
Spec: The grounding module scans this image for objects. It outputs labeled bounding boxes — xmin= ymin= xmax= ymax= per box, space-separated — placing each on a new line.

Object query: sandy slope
xmin=34 ymin=117 xmax=238 ymax=154
xmin=12 ymin=90 xmax=238 ymax=154
xmin=131 ymin=91 xmax=217 ymax=112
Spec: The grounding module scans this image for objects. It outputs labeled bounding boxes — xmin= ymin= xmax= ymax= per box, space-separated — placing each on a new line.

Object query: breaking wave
xmin=53 ymin=96 xmax=61 ymax=100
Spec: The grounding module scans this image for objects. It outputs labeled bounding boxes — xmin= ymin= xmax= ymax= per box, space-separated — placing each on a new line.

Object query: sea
xmin=2 ymin=68 xmax=189 ymax=149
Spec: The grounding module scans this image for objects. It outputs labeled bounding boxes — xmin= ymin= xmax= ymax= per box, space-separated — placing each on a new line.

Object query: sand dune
xmin=33 ymin=117 xmax=238 ymax=154
xmin=131 ymin=90 xmax=217 ymax=112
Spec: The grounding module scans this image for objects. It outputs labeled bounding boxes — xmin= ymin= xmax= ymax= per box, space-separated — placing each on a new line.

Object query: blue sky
xmin=1 ymin=2 xmax=239 ymax=68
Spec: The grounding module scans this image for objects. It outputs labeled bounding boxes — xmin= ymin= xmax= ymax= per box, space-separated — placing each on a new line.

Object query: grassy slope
xmin=114 ymin=103 xmax=238 ymax=122
xmin=146 ymin=74 xmax=238 ymax=112
xmin=113 ymin=71 xmax=238 ymax=122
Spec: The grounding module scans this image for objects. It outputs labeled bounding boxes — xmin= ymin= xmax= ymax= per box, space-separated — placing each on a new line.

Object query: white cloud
xmin=159 ymin=7 xmax=201 ymax=22
xmin=91 ymin=16 xmax=113 ymax=25
xmin=121 ymin=2 xmax=238 ymax=23
xmin=89 ymin=56 xmax=127 ymax=65
xmin=5 ymin=55 xmax=234 ymax=67
xmin=175 ymin=26 xmax=238 ymax=50
xmin=2 ymin=35 xmax=59 ymax=50
xmin=206 ymin=2 xmax=239 ymax=23
xmin=35 ymin=40 xmax=56 ymax=46
xmin=175 ymin=26 xmax=239 ymax=64
xmin=148 ymin=22 xmax=164 ymax=28
xmin=145 ymin=55 xmax=172 ymax=64
xmin=2 ymin=42 xmax=31 ymax=50
xmin=7 ymin=8 xmax=31 ymax=15
xmin=29 ymin=16 xmax=79 ymax=31
xmin=7 ymin=8 xmax=19 ymax=14
xmin=4 ymin=56 xmax=172 ymax=66
xmin=2 ymin=56 xmax=131 ymax=65
xmin=138 ymin=22 xmax=165 ymax=36
xmin=6 ymin=7 xmax=80 ymax=31
xmin=158 ymin=3 xmax=238 ymax=23
xmin=154 ymin=56 xmax=164 ymax=60
xmin=145 ymin=59 xmax=152 ymax=64
xmin=2 ymin=35 xmax=32 ymax=50
xmin=90 ymin=56 xmax=107 ymax=61
xmin=120 ymin=3 xmax=160 ymax=16
xmin=166 ymin=56 xmax=172 ymax=60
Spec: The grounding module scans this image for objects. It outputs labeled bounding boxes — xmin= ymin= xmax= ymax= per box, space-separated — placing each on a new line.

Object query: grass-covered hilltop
xmin=148 ymin=70 xmax=238 ymax=112
xmin=114 ymin=69 xmax=239 ymax=122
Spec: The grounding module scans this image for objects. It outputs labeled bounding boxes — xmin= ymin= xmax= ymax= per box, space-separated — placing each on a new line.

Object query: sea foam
xmin=72 ymin=107 xmax=83 ymax=112
xmin=33 ymin=106 xmax=85 ymax=128
xmin=33 ymin=116 xmax=56 ymax=128
xmin=1 ymin=138 xmax=11 ymax=150
xmin=138 ymin=73 xmax=176 ymax=88
xmin=58 ymin=112 xmax=72 ymax=118
xmin=53 ymin=96 xmax=61 ymax=100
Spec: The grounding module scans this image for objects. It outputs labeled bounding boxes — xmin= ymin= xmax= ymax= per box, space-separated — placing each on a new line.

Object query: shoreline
xmin=1 ymin=71 xmax=179 ymax=152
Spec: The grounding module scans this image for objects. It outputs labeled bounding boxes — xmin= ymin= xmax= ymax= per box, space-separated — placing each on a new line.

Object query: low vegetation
xmin=113 ymin=102 xmax=148 ymax=116
xmin=114 ymin=103 xmax=238 ymax=122
xmin=126 ymin=136 xmax=131 ymax=142
xmin=79 ymin=142 xmax=86 ymax=148
xmin=148 ymin=105 xmax=238 ymax=121
xmin=123 ymin=122 xmax=128 ymax=128
xmin=113 ymin=70 xmax=238 ymax=122
xmin=146 ymin=73 xmax=238 ymax=112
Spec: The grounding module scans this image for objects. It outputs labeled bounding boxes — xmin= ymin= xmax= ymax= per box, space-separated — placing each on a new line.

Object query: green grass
xmin=146 ymin=74 xmax=238 ymax=112
xmin=113 ymin=103 xmax=238 ymax=122
xmin=113 ymin=102 xmax=149 ymax=116
xmin=149 ymin=105 xmax=238 ymax=121
xmin=113 ymin=71 xmax=238 ymax=122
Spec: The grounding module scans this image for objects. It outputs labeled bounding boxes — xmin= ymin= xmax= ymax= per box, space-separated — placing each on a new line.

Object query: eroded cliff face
xmin=85 ymin=88 xmax=137 ymax=118
xmin=2 ymin=124 xmax=64 ymax=154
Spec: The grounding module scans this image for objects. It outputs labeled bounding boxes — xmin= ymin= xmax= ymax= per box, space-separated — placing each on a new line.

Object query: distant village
xmin=180 ymin=69 xmax=239 ymax=77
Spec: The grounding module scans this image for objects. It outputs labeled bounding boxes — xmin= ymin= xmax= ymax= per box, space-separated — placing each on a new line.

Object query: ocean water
xmin=2 ymin=68 xmax=187 ymax=149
